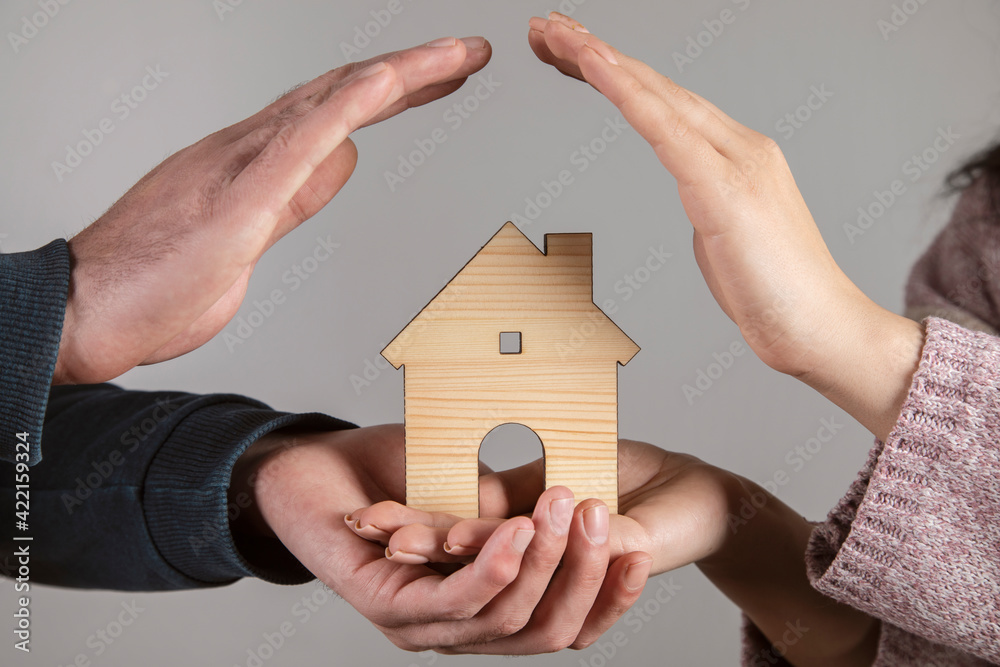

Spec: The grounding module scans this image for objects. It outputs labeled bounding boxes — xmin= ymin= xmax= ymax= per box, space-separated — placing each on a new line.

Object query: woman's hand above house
xmin=528 ymin=13 xmax=924 ymax=442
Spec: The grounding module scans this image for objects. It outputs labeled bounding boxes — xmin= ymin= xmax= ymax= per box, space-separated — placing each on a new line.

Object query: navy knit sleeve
xmin=1 ymin=383 xmax=355 ymax=590
xmin=0 ymin=240 xmax=70 ymax=466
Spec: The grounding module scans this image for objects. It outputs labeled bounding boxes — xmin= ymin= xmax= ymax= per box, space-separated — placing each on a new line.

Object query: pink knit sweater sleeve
xmin=742 ymin=317 xmax=1000 ymax=666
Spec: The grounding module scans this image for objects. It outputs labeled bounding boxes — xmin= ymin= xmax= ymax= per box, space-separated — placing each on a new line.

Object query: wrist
xmin=697 ymin=473 xmax=812 ymax=572
xmin=698 ymin=476 xmax=880 ymax=664
xmin=228 ymin=431 xmax=294 ymax=540
xmin=52 ymin=300 xmax=78 ymax=386
xmin=798 ymin=293 xmax=925 ymax=441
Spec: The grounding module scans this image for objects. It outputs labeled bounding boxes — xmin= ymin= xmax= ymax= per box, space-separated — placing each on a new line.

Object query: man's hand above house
xmin=229 ymin=424 xmax=653 ymax=654
xmin=53 ymin=37 xmax=491 ymax=385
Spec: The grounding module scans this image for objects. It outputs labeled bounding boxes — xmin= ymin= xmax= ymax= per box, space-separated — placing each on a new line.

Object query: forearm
xmin=797 ymin=292 xmax=925 ymax=443
xmin=698 ymin=476 xmax=879 ymax=667
xmin=0 ymin=383 xmax=349 ymax=589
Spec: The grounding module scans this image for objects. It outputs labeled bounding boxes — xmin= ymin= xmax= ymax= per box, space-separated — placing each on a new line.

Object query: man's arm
xmin=1 ymin=382 xmax=352 ymax=589
xmin=0 ymin=240 xmax=69 ymax=466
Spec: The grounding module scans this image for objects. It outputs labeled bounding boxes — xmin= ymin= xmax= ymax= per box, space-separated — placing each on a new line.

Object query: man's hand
xmin=229 ymin=424 xmax=651 ymax=654
xmin=54 ymin=37 xmax=491 ymax=385
xmin=350 ymin=437 xmax=881 ymax=665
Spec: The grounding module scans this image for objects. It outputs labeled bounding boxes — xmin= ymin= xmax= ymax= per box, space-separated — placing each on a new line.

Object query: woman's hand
xmin=349 ymin=438 xmax=880 ymax=665
xmin=529 ymin=13 xmax=924 ymax=441
xmin=229 ymin=424 xmax=651 ymax=654
xmin=346 ymin=439 xmax=734 ymax=578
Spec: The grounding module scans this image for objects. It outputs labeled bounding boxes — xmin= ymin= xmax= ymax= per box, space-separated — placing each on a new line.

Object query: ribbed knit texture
xmin=143 ymin=402 xmax=354 ymax=585
xmin=3 ymin=383 xmax=355 ymax=590
xmin=742 ymin=178 xmax=1000 ymax=665
xmin=741 ymin=318 xmax=1000 ymax=665
xmin=0 ymin=239 xmax=69 ymax=465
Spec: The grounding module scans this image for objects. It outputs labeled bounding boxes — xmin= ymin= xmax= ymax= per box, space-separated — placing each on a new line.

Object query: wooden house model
xmin=382 ymin=222 xmax=638 ymax=517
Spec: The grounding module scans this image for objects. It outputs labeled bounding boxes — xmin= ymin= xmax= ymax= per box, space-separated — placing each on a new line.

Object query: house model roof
xmin=381 ymin=222 xmax=639 ymax=368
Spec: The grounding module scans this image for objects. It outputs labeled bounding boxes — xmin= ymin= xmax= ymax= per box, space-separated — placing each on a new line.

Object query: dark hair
xmin=945 ymin=140 xmax=1000 ymax=214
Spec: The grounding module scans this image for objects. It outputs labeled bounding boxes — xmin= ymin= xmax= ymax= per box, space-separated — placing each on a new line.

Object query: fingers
xmin=528 ymin=14 xmax=735 ymax=184
xmin=458 ymin=488 xmax=576 ymax=639
xmin=541 ymin=13 xmax=747 ymax=137
xmin=374 ymin=516 xmax=536 ymax=627
xmin=228 ymin=36 xmax=490 ymax=139
xmin=362 ymin=36 xmax=492 ymax=127
xmin=222 ymin=37 xmax=474 ymax=251
xmin=387 ymin=523 xmax=487 ymax=564
xmin=346 ymin=500 xmax=463 ymax=546
xmin=576 ymin=36 xmax=725 ymax=185
xmin=450 ymin=498 xmax=613 ymax=654
xmin=223 ymin=60 xmax=397 ymax=253
xmin=479 ymin=458 xmax=545 ymax=517
xmin=571 ymin=552 xmax=652 ymax=649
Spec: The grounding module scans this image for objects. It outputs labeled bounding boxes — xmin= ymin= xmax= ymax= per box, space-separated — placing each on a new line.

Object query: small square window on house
xmin=499 ymin=331 xmax=521 ymax=354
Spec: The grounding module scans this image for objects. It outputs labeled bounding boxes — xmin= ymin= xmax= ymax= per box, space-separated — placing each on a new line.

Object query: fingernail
xmin=512 ymin=528 xmax=535 ymax=553
xmin=584 ymin=39 xmax=618 ymax=65
xmin=443 ymin=542 xmax=478 ymax=556
xmin=583 ymin=505 xmax=609 ymax=545
xmin=385 ymin=547 xmax=429 ymax=565
xmin=624 ymin=559 xmax=652 ymax=592
xmin=426 ymin=37 xmax=458 ymax=48
xmin=460 ymin=36 xmax=487 ymax=50
xmin=354 ymin=519 xmax=390 ymax=541
xmin=344 ymin=514 xmax=353 ymax=524
xmin=357 ymin=62 xmax=388 ymax=78
xmin=549 ymin=498 xmax=574 ymax=536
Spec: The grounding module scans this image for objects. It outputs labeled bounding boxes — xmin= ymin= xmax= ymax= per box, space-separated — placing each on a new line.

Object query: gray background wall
xmin=2 ymin=0 xmax=998 ymax=665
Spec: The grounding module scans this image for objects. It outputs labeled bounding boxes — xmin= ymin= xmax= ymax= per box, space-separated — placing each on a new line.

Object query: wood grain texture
xmin=382 ymin=222 xmax=638 ymax=518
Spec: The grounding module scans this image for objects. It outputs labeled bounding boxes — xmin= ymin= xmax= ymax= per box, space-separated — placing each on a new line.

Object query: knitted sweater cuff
xmin=804 ymin=317 xmax=1000 ymax=662
xmin=143 ymin=403 xmax=355 ymax=586
xmin=0 ymin=239 xmax=70 ymax=466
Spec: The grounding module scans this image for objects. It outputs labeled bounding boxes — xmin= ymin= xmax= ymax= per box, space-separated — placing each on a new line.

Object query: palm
xmin=344 ymin=438 xmax=735 ymax=580
xmin=253 ymin=425 xmax=406 ymax=586
xmin=613 ymin=440 xmax=734 ymax=575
